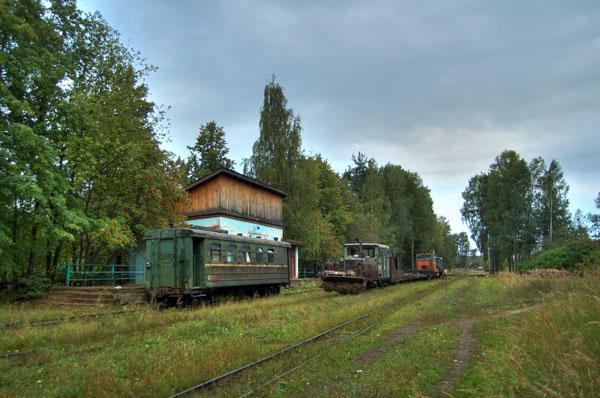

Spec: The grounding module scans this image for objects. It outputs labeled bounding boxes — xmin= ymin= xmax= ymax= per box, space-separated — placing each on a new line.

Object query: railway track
xmin=168 ymin=279 xmax=455 ymax=398
xmin=0 ymin=287 xmax=321 ymax=331
xmin=0 ymin=288 xmax=329 ymax=366
xmin=0 ymin=309 xmax=135 ymax=330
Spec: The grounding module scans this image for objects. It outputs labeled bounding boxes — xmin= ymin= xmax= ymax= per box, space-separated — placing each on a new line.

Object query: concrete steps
xmin=35 ymin=285 xmax=147 ymax=307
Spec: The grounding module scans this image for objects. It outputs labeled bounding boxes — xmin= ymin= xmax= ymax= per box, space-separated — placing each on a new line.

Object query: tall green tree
xmin=454 ymin=232 xmax=470 ymax=268
xmin=462 ymin=150 xmax=532 ymax=272
xmin=1 ymin=1 xmax=185 ymax=286
xmin=186 ymin=121 xmax=234 ymax=182
xmin=529 ymin=157 xmax=570 ymax=248
xmin=539 ymin=160 xmax=570 ymax=246
xmin=589 ymin=193 xmax=600 ymax=240
xmin=250 ymin=76 xmax=301 ymax=189
xmin=432 ymin=217 xmax=457 ymax=267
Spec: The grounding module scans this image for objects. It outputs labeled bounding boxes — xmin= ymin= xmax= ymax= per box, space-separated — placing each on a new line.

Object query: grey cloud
xmin=79 ymin=0 xmax=600 ymax=232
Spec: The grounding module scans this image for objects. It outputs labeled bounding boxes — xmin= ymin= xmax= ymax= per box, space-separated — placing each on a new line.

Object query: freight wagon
xmin=145 ymin=228 xmax=291 ymax=305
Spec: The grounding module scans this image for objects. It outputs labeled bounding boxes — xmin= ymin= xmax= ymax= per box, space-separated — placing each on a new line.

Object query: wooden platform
xmin=35 ymin=285 xmax=147 ymax=307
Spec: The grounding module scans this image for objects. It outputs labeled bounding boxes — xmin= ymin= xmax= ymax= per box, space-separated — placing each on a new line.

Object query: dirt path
xmin=435 ymin=318 xmax=475 ymax=397
xmin=353 ymin=323 xmax=423 ymax=365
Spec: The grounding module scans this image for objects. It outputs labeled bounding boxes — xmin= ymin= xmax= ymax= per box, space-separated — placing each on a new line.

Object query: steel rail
xmin=0 ymin=309 xmax=135 ymax=330
xmin=168 ymin=279 xmax=453 ymax=398
xmin=167 ymin=312 xmax=370 ymax=398
xmin=238 ymin=324 xmax=376 ymax=398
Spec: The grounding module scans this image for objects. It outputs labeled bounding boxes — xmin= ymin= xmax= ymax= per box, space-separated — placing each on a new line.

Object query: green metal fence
xmin=298 ymin=262 xmax=321 ymax=278
xmin=65 ymin=264 xmax=144 ymax=286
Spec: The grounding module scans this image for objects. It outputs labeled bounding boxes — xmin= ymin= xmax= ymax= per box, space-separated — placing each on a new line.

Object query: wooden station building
xmin=182 ymin=169 xmax=302 ymax=279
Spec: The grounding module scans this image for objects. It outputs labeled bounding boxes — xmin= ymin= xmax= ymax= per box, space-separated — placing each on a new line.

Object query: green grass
xmin=0 ymin=280 xmax=448 ymax=397
xmin=1 ymin=274 xmax=598 ymax=397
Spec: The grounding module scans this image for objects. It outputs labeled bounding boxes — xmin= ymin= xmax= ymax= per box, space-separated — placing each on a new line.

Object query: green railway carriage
xmin=144 ymin=228 xmax=291 ymax=303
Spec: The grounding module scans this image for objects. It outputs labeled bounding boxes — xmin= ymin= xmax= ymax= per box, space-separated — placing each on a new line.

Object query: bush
xmin=518 ymin=240 xmax=597 ymax=272
xmin=577 ymin=247 xmax=600 ymax=269
xmin=0 ymin=276 xmax=50 ymax=302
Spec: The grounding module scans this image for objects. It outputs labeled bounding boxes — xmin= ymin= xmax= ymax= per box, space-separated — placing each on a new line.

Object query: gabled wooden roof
xmin=184 ymin=168 xmax=288 ymax=198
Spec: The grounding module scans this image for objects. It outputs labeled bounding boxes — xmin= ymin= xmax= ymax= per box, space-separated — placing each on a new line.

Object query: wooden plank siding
xmin=185 ymin=175 xmax=283 ymax=226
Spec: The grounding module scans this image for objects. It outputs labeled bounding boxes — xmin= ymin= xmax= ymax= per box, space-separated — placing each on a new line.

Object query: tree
xmin=250 ymin=76 xmax=301 ymax=190
xmin=433 ymin=217 xmax=456 ymax=268
xmin=454 ymin=232 xmax=470 ymax=269
xmin=186 ymin=121 xmax=234 ymax=182
xmin=461 ymin=173 xmax=489 ymax=264
xmin=462 ymin=150 xmax=532 ymax=272
xmin=589 ymin=193 xmax=600 ymax=239
xmin=0 ymin=1 xmax=185 ymax=287
xmin=530 ymin=159 xmax=570 ymax=247
xmin=572 ymin=209 xmax=589 ymax=239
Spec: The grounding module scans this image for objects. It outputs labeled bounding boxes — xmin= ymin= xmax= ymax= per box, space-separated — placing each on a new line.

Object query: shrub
xmin=518 ymin=239 xmax=596 ymax=272
xmin=2 ymin=276 xmax=51 ymax=301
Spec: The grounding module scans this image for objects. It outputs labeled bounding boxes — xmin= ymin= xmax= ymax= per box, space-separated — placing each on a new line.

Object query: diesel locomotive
xmin=321 ymin=242 xmax=443 ymax=294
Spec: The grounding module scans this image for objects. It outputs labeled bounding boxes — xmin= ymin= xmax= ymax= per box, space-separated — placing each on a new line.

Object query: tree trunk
xmin=12 ymin=195 xmax=18 ymax=282
xmin=49 ymin=243 xmax=63 ymax=281
xmin=27 ymin=222 xmax=39 ymax=276
xmin=549 ymin=194 xmax=553 ymax=244
xmin=411 ymin=237 xmax=415 ymax=270
xmin=46 ymin=238 xmax=53 ymax=277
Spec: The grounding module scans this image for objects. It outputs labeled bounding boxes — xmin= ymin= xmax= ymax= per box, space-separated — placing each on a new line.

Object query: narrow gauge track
xmin=0 ymin=288 xmax=320 ymax=331
xmin=0 ymin=309 xmax=135 ymax=330
xmin=168 ymin=279 xmax=455 ymax=398
xmin=0 ymin=289 xmax=328 ymax=365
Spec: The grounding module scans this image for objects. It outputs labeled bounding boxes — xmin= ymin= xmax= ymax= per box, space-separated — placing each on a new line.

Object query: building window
xmin=226 ymin=245 xmax=236 ymax=263
xmin=267 ymin=249 xmax=275 ymax=264
xmin=242 ymin=246 xmax=251 ymax=264
xmin=256 ymin=247 xmax=264 ymax=264
xmin=210 ymin=243 xmax=221 ymax=263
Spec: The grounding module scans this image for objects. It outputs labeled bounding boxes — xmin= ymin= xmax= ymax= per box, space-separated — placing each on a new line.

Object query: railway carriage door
xmin=159 ymin=239 xmax=175 ymax=287
xmin=193 ymin=238 xmax=204 ymax=287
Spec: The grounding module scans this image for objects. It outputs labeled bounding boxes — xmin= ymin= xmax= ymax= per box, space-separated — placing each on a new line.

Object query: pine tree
xmin=540 ymin=160 xmax=570 ymax=246
xmin=186 ymin=121 xmax=234 ymax=182
xmin=589 ymin=193 xmax=600 ymax=239
xmin=251 ymin=76 xmax=301 ymax=190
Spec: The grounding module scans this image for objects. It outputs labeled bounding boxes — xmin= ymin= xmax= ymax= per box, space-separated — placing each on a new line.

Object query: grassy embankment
xmin=0 ymin=279 xmax=448 ymax=397
xmin=201 ymin=274 xmax=599 ymax=397
xmin=1 ymin=274 xmax=598 ymax=397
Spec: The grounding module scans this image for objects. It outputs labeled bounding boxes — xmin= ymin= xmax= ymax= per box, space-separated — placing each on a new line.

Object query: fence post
xmin=111 ymin=264 xmax=115 ymax=284
xmin=66 ymin=264 xmax=71 ymax=286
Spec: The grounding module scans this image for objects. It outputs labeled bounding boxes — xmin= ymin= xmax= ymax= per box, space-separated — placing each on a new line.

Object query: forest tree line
xmin=461 ymin=150 xmax=599 ymax=272
xmin=1 ymin=1 xmax=185 ymax=288
xmin=185 ymin=77 xmax=459 ymax=269
xmin=1 ymin=1 xmax=461 ymax=289
xmin=3 ymin=1 xmax=598 ymax=291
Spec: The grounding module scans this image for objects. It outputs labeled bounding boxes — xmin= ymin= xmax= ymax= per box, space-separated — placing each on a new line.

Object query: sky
xmin=78 ymin=0 xmax=600 ymax=237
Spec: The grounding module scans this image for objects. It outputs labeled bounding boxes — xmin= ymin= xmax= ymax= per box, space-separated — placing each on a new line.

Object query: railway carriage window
xmin=256 ymin=247 xmax=264 ymax=264
xmin=242 ymin=246 xmax=251 ymax=264
xmin=226 ymin=245 xmax=236 ymax=263
xmin=267 ymin=249 xmax=275 ymax=264
xmin=210 ymin=243 xmax=221 ymax=263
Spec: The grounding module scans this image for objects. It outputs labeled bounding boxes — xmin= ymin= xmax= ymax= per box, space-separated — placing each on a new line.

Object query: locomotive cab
xmin=321 ymin=243 xmax=391 ymax=294
xmin=415 ymin=253 xmax=445 ymax=278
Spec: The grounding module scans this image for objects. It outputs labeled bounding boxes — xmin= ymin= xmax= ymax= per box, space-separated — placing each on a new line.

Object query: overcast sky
xmin=79 ymin=0 xmax=600 ymax=236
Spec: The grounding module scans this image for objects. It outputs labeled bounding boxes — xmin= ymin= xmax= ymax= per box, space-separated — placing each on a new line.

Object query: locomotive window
xmin=256 ymin=247 xmax=264 ymax=264
xmin=346 ymin=246 xmax=375 ymax=257
xmin=226 ymin=245 xmax=236 ymax=263
xmin=267 ymin=249 xmax=275 ymax=263
xmin=210 ymin=243 xmax=221 ymax=263
xmin=242 ymin=246 xmax=251 ymax=264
